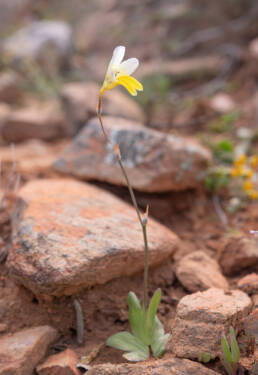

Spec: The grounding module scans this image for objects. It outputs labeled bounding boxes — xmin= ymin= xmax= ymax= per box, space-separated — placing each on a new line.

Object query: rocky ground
xmin=0 ymin=0 xmax=257 ymax=374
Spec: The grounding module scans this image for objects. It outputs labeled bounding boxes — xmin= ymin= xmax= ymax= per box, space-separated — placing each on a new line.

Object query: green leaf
xmin=146 ymin=289 xmax=161 ymax=343
xmin=205 ymin=176 xmax=213 ymax=191
xmin=128 ymin=292 xmax=147 ymax=344
xmin=198 ymin=352 xmax=211 ymax=363
xmin=128 ymin=291 xmax=141 ymax=310
xmin=215 ymin=174 xmax=230 ymax=191
xmin=212 ymin=140 xmax=234 ymax=163
xmin=221 ymin=359 xmax=234 ymax=375
xmin=229 ymin=327 xmax=240 ymax=363
xmin=221 ymin=334 xmax=232 ymax=363
xmin=217 ymin=140 xmax=233 ymax=152
xmin=150 ymin=316 xmax=170 ymax=358
xmin=106 ymin=331 xmax=149 ymax=359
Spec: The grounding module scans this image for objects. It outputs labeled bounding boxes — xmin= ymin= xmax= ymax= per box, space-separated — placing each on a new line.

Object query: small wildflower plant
xmin=106 ymin=289 xmax=169 ymax=361
xmin=205 ymin=149 xmax=258 ymax=202
xmin=205 ymin=140 xmax=233 ymax=195
xmin=100 ymin=45 xmax=143 ymax=97
xmin=97 ymin=46 xmax=169 ymax=361
xmin=221 ymin=327 xmax=241 ymax=375
xmin=230 ymin=154 xmax=258 ymax=200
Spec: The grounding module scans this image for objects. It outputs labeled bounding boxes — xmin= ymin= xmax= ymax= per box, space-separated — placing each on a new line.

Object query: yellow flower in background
xmin=243 ymin=169 xmax=253 ymax=178
xmin=243 ymin=180 xmax=253 ymax=192
xmin=100 ymin=46 xmax=143 ymax=96
xmin=250 ymin=155 xmax=258 ymax=168
xmin=230 ymin=167 xmax=243 ymax=177
xmin=229 ymin=154 xmax=258 ymax=200
xmin=234 ymin=154 xmax=246 ymax=167
xmin=249 ymin=190 xmax=258 ymax=200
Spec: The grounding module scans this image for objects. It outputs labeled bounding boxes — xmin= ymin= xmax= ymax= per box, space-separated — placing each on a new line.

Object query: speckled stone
xmin=61 ymin=82 xmax=145 ymax=135
xmin=86 ymin=357 xmax=220 ymax=375
xmin=171 ymin=288 xmax=252 ymax=360
xmin=238 ymin=273 xmax=258 ymax=295
xmin=219 ymin=236 xmax=258 ymax=276
xmin=37 ymin=349 xmax=80 ymax=375
xmin=7 ymin=179 xmax=178 ymax=296
xmin=0 ymin=326 xmax=58 ymax=375
xmin=53 ymin=116 xmax=211 ymax=192
xmin=176 ymin=251 xmax=229 ymax=292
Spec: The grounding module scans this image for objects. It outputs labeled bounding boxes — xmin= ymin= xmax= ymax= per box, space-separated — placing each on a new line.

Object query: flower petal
xmin=117 ymin=76 xmax=137 ymax=96
xmin=119 ymin=58 xmax=139 ymax=75
xmin=125 ymin=75 xmax=143 ymax=91
xmin=108 ymin=46 xmax=126 ymax=71
xmin=118 ymin=75 xmax=143 ymax=93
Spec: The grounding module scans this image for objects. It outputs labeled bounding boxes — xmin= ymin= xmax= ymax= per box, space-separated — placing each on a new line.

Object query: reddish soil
xmin=0 ymin=170 xmax=257 ymax=374
xmin=0 ymin=1 xmax=257 ymax=373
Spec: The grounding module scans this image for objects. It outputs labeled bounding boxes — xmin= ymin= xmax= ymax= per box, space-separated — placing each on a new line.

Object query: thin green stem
xmin=97 ymin=95 xmax=110 ymax=143
xmin=116 ymin=158 xmax=142 ymax=227
xmin=97 ymin=95 xmax=149 ymax=309
xmin=142 ymin=223 xmax=148 ymax=310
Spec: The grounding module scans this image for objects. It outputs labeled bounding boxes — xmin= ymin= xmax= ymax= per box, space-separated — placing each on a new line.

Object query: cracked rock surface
xmin=171 ymin=288 xmax=252 ymax=359
xmin=86 ymin=357 xmax=220 ymax=375
xmin=53 ymin=116 xmax=211 ymax=192
xmin=175 ymin=251 xmax=229 ymax=292
xmin=0 ymin=326 xmax=58 ymax=375
xmin=7 ymin=178 xmax=178 ymax=296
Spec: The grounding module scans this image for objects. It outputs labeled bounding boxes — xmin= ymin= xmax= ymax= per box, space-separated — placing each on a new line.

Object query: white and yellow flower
xmin=100 ymin=46 xmax=143 ymax=96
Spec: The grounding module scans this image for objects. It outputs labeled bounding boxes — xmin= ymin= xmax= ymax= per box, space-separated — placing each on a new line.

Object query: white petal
xmin=108 ymin=45 xmax=125 ymax=70
xmin=113 ymin=45 xmax=126 ymax=64
xmin=119 ymin=58 xmax=139 ymax=75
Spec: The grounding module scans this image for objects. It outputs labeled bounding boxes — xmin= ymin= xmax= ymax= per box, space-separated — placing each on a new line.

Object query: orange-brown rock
xmin=61 ymin=82 xmax=145 ymax=135
xmin=250 ymin=37 xmax=258 ymax=58
xmin=0 ymin=323 xmax=7 ymax=333
xmin=0 ymin=103 xmax=10 ymax=144
xmin=136 ymin=56 xmax=226 ymax=80
xmin=176 ymin=251 xmax=229 ymax=292
xmin=86 ymin=357 xmax=220 ymax=375
xmin=0 ymin=72 xmax=22 ymax=104
xmin=37 ymin=349 xmax=80 ymax=375
xmin=238 ymin=273 xmax=258 ymax=295
xmin=7 ymin=179 xmax=178 ymax=296
xmin=243 ymin=308 xmax=258 ymax=344
xmin=253 ymin=294 xmax=258 ymax=308
xmin=0 ymin=326 xmax=58 ymax=375
xmin=2 ymin=101 xmax=67 ymax=142
xmin=239 ymin=350 xmax=258 ymax=375
xmin=54 ymin=116 xmax=211 ymax=192
xmin=219 ymin=236 xmax=258 ymax=276
xmin=171 ymin=288 xmax=252 ymax=360
xmin=251 ymin=353 xmax=258 ymax=375
xmin=209 ymin=93 xmax=235 ymax=113
xmin=0 ymin=139 xmax=68 ymax=178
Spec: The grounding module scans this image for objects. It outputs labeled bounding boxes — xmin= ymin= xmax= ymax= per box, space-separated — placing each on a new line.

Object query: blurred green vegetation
xmin=205 ymin=167 xmax=230 ymax=193
xmin=208 ymin=111 xmax=241 ymax=133
xmin=136 ymin=74 xmax=172 ymax=109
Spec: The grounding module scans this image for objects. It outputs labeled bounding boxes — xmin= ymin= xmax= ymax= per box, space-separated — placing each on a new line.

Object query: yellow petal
xmin=243 ymin=180 xmax=253 ymax=192
xmin=101 ymin=74 xmax=119 ymax=93
xmin=249 ymin=190 xmax=258 ymax=199
xmin=250 ymin=155 xmax=258 ymax=168
xmin=234 ymin=154 xmax=246 ymax=167
xmin=117 ymin=75 xmax=143 ymax=96
xmin=117 ymin=76 xmax=137 ymax=96
xmin=230 ymin=168 xmax=237 ymax=177
xmin=230 ymin=167 xmax=243 ymax=177
xmin=243 ymin=169 xmax=253 ymax=178
xmin=124 ymin=75 xmax=143 ymax=91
